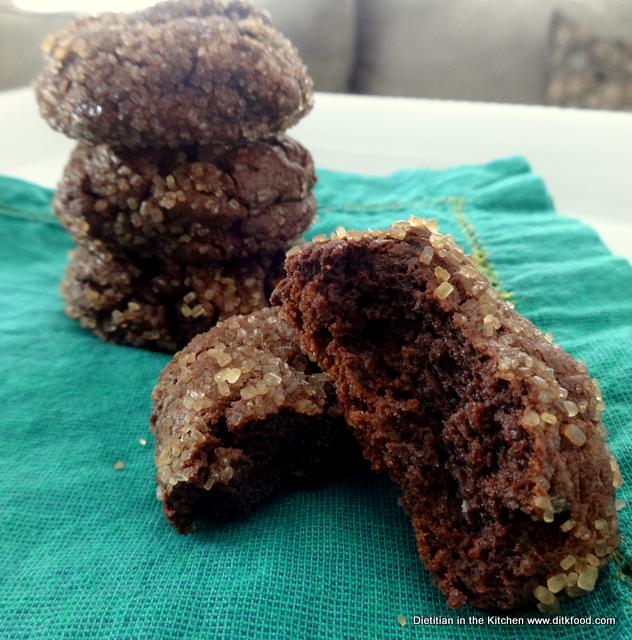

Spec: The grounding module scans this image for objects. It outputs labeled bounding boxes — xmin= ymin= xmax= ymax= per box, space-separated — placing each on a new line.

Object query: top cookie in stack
xmin=35 ymin=0 xmax=316 ymax=352
xmin=35 ymin=0 xmax=312 ymax=147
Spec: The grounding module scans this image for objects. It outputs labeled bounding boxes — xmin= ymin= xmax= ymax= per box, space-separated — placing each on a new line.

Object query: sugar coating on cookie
xmin=61 ymin=243 xmax=283 ymax=351
xmin=35 ymin=0 xmax=313 ymax=147
xmin=272 ymin=218 xmax=621 ymax=611
xmin=54 ymin=138 xmax=316 ymax=264
xmin=151 ymin=307 xmax=357 ymax=532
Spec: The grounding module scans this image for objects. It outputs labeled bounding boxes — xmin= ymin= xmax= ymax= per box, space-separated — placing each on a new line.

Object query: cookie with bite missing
xmin=272 ymin=218 xmax=621 ymax=611
xmin=150 ymin=307 xmax=360 ymax=532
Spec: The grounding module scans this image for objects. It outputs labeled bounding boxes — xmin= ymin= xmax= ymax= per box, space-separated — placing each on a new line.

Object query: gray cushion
xmin=547 ymin=11 xmax=632 ymax=111
xmin=352 ymin=0 xmax=632 ymax=104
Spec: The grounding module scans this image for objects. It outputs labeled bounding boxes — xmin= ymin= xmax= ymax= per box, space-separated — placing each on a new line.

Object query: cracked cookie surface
xmin=61 ymin=243 xmax=283 ymax=351
xmin=35 ymin=0 xmax=313 ymax=147
xmin=54 ymin=137 xmax=316 ymax=263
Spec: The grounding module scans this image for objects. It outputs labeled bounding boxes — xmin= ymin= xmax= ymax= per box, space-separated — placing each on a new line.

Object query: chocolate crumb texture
xmin=54 ymin=137 xmax=316 ymax=264
xmin=61 ymin=243 xmax=284 ymax=352
xmin=150 ymin=307 xmax=360 ymax=532
xmin=272 ymin=217 xmax=620 ymax=611
xmin=35 ymin=0 xmax=313 ymax=148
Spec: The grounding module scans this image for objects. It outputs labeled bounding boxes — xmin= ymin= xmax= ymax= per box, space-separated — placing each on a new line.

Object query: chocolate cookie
xmin=35 ymin=0 xmax=313 ymax=147
xmin=54 ymin=138 xmax=316 ymax=264
xmin=272 ymin=219 xmax=621 ymax=611
xmin=151 ymin=307 xmax=359 ymax=532
xmin=61 ymin=243 xmax=283 ymax=351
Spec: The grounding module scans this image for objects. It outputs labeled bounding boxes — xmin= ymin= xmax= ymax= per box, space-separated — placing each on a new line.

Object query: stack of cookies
xmin=35 ymin=0 xmax=315 ymax=351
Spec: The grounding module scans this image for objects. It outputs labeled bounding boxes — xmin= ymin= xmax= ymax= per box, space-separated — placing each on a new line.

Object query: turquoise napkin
xmin=1 ymin=157 xmax=631 ymax=639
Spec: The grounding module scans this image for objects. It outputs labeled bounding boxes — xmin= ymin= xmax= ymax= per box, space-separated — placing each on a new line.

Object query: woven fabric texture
xmin=0 ymin=157 xmax=630 ymax=639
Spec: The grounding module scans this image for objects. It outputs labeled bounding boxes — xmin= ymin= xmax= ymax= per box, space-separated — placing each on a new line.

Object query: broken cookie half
xmin=150 ymin=306 xmax=359 ymax=532
xmin=272 ymin=218 xmax=621 ymax=611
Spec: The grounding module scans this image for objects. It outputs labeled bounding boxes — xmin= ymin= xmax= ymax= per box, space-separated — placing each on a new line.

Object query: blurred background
xmin=1 ymin=0 xmax=632 ymax=110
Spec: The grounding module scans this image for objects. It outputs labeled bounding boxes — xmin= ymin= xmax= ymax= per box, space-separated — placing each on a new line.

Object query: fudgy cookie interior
xmin=151 ymin=307 xmax=365 ymax=531
xmin=165 ymin=409 xmax=355 ymax=532
xmin=275 ymin=229 xmax=617 ymax=609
